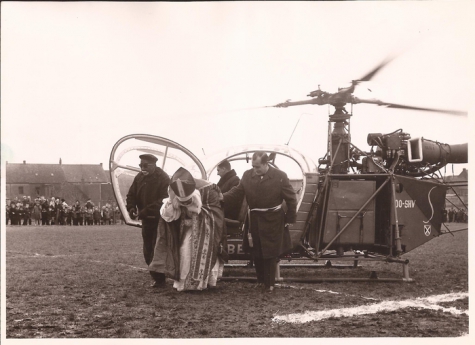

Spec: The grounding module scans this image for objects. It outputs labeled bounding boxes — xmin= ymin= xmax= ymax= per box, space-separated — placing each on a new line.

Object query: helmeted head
xmin=170 ymin=167 xmax=196 ymax=204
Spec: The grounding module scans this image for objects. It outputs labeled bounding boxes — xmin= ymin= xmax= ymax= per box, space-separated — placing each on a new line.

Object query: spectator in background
xmin=448 ymin=208 xmax=454 ymax=222
xmin=115 ymin=206 xmax=123 ymax=225
xmin=461 ymin=209 xmax=467 ymax=223
xmin=49 ymin=197 xmax=56 ymax=225
xmin=85 ymin=207 xmax=93 ymax=225
xmin=78 ymin=206 xmax=85 ymax=225
xmin=22 ymin=199 xmax=31 ymax=226
xmin=10 ymin=203 xmax=18 ymax=225
xmin=54 ymin=198 xmax=59 ymax=225
xmin=54 ymin=198 xmax=63 ymax=225
xmin=85 ymin=199 xmax=94 ymax=210
xmin=32 ymin=199 xmax=42 ymax=226
xmin=22 ymin=196 xmax=32 ymax=226
xmin=72 ymin=201 xmax=80 ymax=226
xmin=112 ymin=205 xmax=117 ymax=224
xmin=102 ymin=206 xmax=111 ymax=225
xmin=17 ymin=204 xmax=24 ymax=226
xmin=65 ymin=206 xmax=72 ymax=225
xmin=41 ymin=197 xmax=50 ymax=225
xmin=20 ymin=195 xmax=31 ymax=225
xmin=60 ymin=199 xmax=68 ymax=225
xmin=93 ymin=206 xmax=101 ymax=225
xmin=6 ymin=203 xmax=11 ymax=225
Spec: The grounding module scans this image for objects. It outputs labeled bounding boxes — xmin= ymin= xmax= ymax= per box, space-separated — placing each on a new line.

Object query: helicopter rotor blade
xmin=274 ymin=98 xmax=322 ymax=108
xmin=338 ymin=56 xmax=396 ymax=96
xmin=354 ymin=56 xmax=396 ymax=84
xmin=353 ymin=97 xmax=467 ymax=116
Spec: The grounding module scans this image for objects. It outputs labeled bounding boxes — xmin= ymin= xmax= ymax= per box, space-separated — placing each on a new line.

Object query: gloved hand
xmin=128 ymin=208 xmax=137 ymax=220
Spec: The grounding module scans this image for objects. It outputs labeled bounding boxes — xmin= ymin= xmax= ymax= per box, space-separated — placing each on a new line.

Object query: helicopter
xmin=109 ymin=58 xmax=468 ymax=282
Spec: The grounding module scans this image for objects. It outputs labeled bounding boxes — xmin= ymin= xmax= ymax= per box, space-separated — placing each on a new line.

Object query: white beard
xmin=160 ymin=189 xmax=202 ymax=222
xmin=180 ymin=190 xmax=202 ymax=215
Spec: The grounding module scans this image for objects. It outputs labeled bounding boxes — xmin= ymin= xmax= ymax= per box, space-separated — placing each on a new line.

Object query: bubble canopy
xmin=109 ymin=134 xmax=317 ymax=227
xmin=203 ymin=144 xmax=318 ymax=180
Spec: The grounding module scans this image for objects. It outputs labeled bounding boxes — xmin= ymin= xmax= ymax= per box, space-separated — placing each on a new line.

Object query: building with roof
xmin=5 ymin=161 xmax=114 ymax=207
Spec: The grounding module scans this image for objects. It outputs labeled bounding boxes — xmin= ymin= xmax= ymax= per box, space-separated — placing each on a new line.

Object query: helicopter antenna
xmin=286 ymin=114 xmax=305 ymax=145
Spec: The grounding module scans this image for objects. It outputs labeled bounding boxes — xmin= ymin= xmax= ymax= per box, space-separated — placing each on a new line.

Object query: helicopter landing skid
xmin=222 ymin=255 xmax=413 ymax=283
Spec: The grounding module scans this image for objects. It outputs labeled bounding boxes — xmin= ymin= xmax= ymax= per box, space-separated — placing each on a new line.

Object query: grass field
xmin=4 ymin=223 xmax=468 ymax=338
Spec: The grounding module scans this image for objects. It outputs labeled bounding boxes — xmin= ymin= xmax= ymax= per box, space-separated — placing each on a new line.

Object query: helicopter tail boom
xmin=408 ymin=139 xmax=467 ymax=165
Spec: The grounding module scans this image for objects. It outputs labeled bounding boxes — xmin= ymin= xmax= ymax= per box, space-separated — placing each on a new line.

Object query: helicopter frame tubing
xmin=290 ymin=106 xmax=417 ymax=281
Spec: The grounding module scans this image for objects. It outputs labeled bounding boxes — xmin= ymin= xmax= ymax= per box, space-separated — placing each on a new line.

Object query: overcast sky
xmin=1 ymin=2 xmax=473 ymax=176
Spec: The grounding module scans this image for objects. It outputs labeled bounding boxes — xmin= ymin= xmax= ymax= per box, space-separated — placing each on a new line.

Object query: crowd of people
xmin=5 ymin=196 xmax=124 ymax=226
xmin=444 ymin=207 xmax=468 ymax=223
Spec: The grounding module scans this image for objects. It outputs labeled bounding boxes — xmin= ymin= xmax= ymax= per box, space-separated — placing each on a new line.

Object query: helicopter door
xmin=109 ymin=134 xmax=207 ymax=227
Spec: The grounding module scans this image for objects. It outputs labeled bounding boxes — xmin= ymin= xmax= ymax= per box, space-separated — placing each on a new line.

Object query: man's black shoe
xmin=151 ymin=281 xmax=166 ymax=288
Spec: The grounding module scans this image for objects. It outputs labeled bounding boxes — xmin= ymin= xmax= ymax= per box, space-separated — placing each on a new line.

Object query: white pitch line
xmin=277 ymin=283 xmax=380 ymax=301
xmin=272 ymin=292 xmax=468 ymax=324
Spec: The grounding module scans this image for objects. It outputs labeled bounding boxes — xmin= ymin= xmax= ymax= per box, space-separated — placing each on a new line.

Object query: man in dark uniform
xmin=126 ymin=154 xmax=170 ymax=287
xmin=223 ymin=151 xmax=297 ymax=293
xmin=217 ymin=160 xmax=241 ymax=220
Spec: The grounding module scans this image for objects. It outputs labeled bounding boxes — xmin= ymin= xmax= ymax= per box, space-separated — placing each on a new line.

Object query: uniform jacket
xmin=223 ymin=166 xmax=297 ymax=258
xmin=217 ymin=169 xmax=241 ymax=220
xmin=126 ymin=167 xmax=170 ymax=220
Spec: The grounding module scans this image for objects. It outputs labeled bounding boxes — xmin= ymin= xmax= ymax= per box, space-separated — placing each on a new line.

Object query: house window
xmin=19 ymin=186 xmax=24 ymax=194
xmin=36 ymin=187 xmax=40 ymax=196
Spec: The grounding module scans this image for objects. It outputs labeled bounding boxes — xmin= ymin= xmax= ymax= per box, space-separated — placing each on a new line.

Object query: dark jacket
xmin=223 ymin=166 xmax=297 ymax=258
xmin=217 ymin=169 xmax=240 ymax=193
xmin=217 ymin=169 xmax=241 ymax=220
xmin=41 ymin=201 xmax=50 ymax=220
xmin=126 ymin=167 xmax=170 ymax=220
xmin=93 ymin=209 xmax=101 ymax=221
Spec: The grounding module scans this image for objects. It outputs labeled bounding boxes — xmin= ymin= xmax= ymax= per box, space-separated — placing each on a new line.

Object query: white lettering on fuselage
xmin=395 ymin=200 xmax=416 ymax=208
xmin=227 ymin=244 xmax=244 ymax=255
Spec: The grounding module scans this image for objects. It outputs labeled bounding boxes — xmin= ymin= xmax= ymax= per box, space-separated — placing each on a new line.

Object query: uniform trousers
xmin=254 ymin=256 xmax=277 ymax=288
xmin=142 ymin=218 xmax=166 ymax=283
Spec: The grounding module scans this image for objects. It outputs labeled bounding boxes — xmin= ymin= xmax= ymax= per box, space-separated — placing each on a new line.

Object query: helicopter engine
xmin=360 ymin=130 xmax=467 ymax=177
